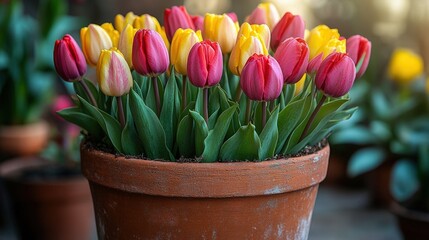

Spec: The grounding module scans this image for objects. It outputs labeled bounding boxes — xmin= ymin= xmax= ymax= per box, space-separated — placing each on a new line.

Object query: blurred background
xmin=1 ymin=0 xmax=429 ymax=239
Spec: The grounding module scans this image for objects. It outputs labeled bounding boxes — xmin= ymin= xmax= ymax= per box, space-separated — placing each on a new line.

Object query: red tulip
xmin=164 ymin=6 xmax=195 ymax=41
xmin=53 ymin=34 xmax=87 ymax=81
xmin=270 ymin=12 xmax=305 ymax=51
xmin=187 ymin=40 xmax=223 ymax=88
xmin=347 ymin=35 xmax=371 ymax=78
xmin=192 ymin=15 xmax=204 ymax=31
xmin=315 ymin=52 xmax=356 ymax=98
xmin=274 ymin=37 xmax=309 ymax=84
xmin=132 ymin=29 xmax=169 ymax=76
xmin=240 ymin=54 xmax=284 ymax=101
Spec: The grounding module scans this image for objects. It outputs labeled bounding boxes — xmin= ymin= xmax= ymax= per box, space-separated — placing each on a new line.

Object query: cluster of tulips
xmin=53 ymin=3 xmax=371 ymax=162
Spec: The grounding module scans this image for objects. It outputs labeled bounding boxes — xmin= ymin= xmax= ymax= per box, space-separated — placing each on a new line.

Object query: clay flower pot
xmin=0 ymin=121 xmax=50 ymax=158
xmin=81 ymin=143 xmax=330 ymax=239
xmin=390 ymin=202 xmax=429 ymax=240
xmin=0 ymin=157 xmax=94 ymax=240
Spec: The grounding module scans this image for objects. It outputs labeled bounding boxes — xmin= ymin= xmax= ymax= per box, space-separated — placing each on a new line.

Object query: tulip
xmin=226 ymin=12 xmax=238 ymax=23
xmin=229 ymin=32 xmax=268 ymax=76
xmin=270 ymin=12 xmax=305 ymax=51
xmin=114 ymin=12 xmax=138 ymax=33
xmin=187 ymin=40 xmax=223 ymax=88
xmin=97 ymin=48 xmax=133 ymax=97
xmin=118 ymin=24 xmax=138 ymax=68
xmin=81 ymin=24 xmax=113 ymax=66
xmin=388 ymin=48 xmax=423 ymax=85
xmin=203 ymin=13 xmax=239 ymax=54
xmin=315 ymin=52 xmax=356 ymax=98
xmin=171 ymin=28 xmax=202 ymax=75
xmin=101 ymin=23 xmax=120 ymax=47
xmin=237 ymin=22 xmax=271 ymax=52
xmin=246 ymin=3 xmax=280 ymax=30
xmin=192 ymin=15 xmax=204 ymax=31
xmin=164 ymin=6 xmax=195 ymax=41
xmin=274 ymin=37 xmax=309 ymax=84
xmin=294 ymin=74 xmax=306 ymax=96
xmin=240 ymin=54 xmax=283 ymax=101
xmin=54 ymin=34 xmax=87 ymax=82
xmin=133 ymin=14 xmax=161 ymax=31
xmin=307 ymin=25 xmax=342 ymax=61
xmin=347 ymin=35 xmax=371 ymax=78
xmin=132 ymin=29 xmax=169 ymax=77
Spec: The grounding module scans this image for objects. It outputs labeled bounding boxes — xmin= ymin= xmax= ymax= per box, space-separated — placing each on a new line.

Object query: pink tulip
xmin=226 ymin=12 xmax=238 ymax=23
xmin=246 ymin=3 xmax=280 ymax=30
xmin=53 ymin=34 xmax=87 ymax=81
xmin=132 ymin=29 xmax=169 ymax=76
xmin=164 ymin=6 xmax=195 ymax=41
xmin=270 ymin=12 xmax=305 ymax=51
xmin=240 ymin=54 xmax=284 ymax=101
xmin=274 ymin=37 xmax=309 ymax=84
xmin=192 ymin=15 xmax=204 ymax=31
xmin=347 ymin=35 xmax=371 ymax=78
xmin=315 ymin=53 xmax=356 ymax=98
xmin=187 ymin=40 xmax=223 ymax=88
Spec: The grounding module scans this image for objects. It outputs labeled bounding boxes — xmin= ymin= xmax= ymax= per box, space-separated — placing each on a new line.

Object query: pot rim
xmin=81 ymin=143 xmax=330 ymax=198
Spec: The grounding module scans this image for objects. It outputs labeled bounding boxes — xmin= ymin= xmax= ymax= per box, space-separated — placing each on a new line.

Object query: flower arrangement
xmin=54 ymin=3 xmax=370 ymax=162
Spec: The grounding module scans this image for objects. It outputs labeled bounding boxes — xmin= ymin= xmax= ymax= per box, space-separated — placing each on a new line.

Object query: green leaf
xmin=129 ymin=90 xmax=173 ymax=160
xmin=176 ymin=114 xmax=195 ymax=158
xmin=308 ymin=98 xmax=349 ymax=133
xmin=348 ymin=147 xmax=385 ymax=177
xmin=78 ymin=96 xmax=123 ymax=153
xmin=195 ymin=88 xmax=204 ymax=116
xmin=56 ymin=107 xmax=103 ymax=140
xmin=189 ymin=110 xmax=208 ymax=157
xmin=259 ymin=107 xmax=279 ymax=160
xmin=202 ymin=105 xmax=238 ymax=162
xmin=391 ymin=160 xmax=419 ymax=201
xmin=160 ymin=70 xmax=178 ymax=150
xmin=121 ymin=97 xmax=144 ymax=155
xmin=220 ymin=123 xmax=261 ymax=161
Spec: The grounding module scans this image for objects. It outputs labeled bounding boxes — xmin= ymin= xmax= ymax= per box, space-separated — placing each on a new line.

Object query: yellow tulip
xmin=388 ymin=48 xmax=423 ymax=84
xmin=229 ymin=33 xmax=268 ymax=76
xmin=97 ymin=48 xmax=133 ymax=97
xmin=307 ymin=25 xmax=342 ymax=60
xmin=114 ymin=12 xmax=138 ymax=33
xmin=237 ymin=22 xmax=271 ymax=51
xmin=294 ymin=73 xmax=306 ymax=96
xmin=203 ymin=13 xmax=239 ymax=54
xmin=101 ymin=23 xmax=120 ymax=48
xmin=81 ymin=24 xmax=113 ymax=66
xmin=170 ymin=28 xmax=202 ymax=75
xmin=118 ymin=24 xmax=138 ymax=69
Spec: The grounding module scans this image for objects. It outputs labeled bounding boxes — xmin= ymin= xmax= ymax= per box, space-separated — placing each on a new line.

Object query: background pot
xmin=0 ymin=157 xmax=93 ymax=240
xmin=391 ymin=202 xmax=429 ymax=240
xmin=81 ymin=144 xmax=330 ymax=240
xmin=0 ymin=121 xmax=50 ymax=159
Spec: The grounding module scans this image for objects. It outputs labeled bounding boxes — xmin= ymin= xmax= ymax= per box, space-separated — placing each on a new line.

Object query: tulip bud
xmin=133 ymin=14 xmax=161 ymax=31
xmin=54 ymin=34 xmax=87 ymax=82
xmin=315 ymin=53 xmax=356 ymax=98
xmin=307 ymin=25 xmax=342 ymax=61
xmin=164 ymin=6 xmax=195 ymax=41
xmin=203 ymin=13 xmax=239 ymax=54
xmin=97 ymin=48 xmax=133 ymax=97
xmin=237 ymin=22 xmax=271 ymax=52
xmin=294 ymin=74 xmax=306 ymax=96
xmin=118 ymin=24 xmax=138 ymax=68
xmin=132 ymin=29 xmax=169 ymax=76
xmin=270 ymin=12 xmax=305 ymax=51
xmin=226 ymin=12 xmax=238 ymax=23
xmin=171 ymin=28 xmax=202 ymax=75
xmin=192 ymin=15 xmax=204 ymax=31
xmin=346 ymin=35 xmax=371 ymax=78
xmin=114 ymin=12 xmax=138 ymax=33
xmin=187 ymin=40 xmax=223 ymax=88
xmin=229 ymin=32 xmax=268 ymax=76
xmin=240 ymin=54 xmax=284 ymax=101
xmin=81 ymin=24 xmax=113 ymax=66
xmin=101 ymin=23 xmax=120 ymax=48
xmin=388 ymin=48 xmax=423 ymax=85
xmin=274 ymin=37 xmax=309 ymax=84
xmin=246 ymin=3 xmax=280 ymax=30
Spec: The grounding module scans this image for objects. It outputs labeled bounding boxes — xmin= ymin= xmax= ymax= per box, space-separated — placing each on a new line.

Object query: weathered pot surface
xmin=391 ymin=202 xmax=429 ymax=240
xmin=82 ymin=143 xmax=330 ymax=240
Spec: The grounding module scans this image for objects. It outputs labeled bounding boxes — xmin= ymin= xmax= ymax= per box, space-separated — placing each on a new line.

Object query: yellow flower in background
xmin=81 ymin=24 xmax=113 ymax=66
xmin=101 ymin=23 xmax=120 ymax=48
xmin=118 ymin=24 xmax=138 ymax=68
xmin=388 ymin=48 xmax=423 ymax=84
xmin=114 ymin=12 xmax=138 ymax=33
xmin=307 ymin=25 xmax=342 ymax=60
xmin=203 ymin=13 xmax=239 ymax=54
xmin=237 ymin=22 xmax=271 ymax=52
xmin=294 ymin=73 xmax=306 ymax=96
xmin=170 ymin=28 xmax=202 ymax=75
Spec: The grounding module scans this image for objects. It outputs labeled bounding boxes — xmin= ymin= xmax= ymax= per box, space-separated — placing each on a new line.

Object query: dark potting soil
xmin=83 ymin=138 xmax=328 ymax=163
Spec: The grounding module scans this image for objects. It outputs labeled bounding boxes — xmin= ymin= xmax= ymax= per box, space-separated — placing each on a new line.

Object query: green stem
xmin=203 ymin=87 xmax=209 ymax=124
xmin=261 ymin=101 xmax=267 ymax=129
xmin=116 ymin=96 xmax=125 ymax=129
xmin=79 ymin=79 xmax=98 ymax=107
xmin=181 ymin=75 xmax=187 ymax=111
xmin=269 ymin=100 xmax=275 ymax=112
xmin=234 ymin=86 xmax=242 ymax=102
xmin=245 ymin=98 xmax=252 ymax=124
xmin=299 ymin=94 xmax=327 ymax=142
xmin=152 ymin=76 xmax=161 ymax=116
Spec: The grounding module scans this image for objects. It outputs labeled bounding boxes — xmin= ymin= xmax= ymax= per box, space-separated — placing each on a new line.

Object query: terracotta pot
xmin=367 ymin=160 xmax=395 ymax=207
xmin=0 ymin=121 xmax=50 ymax=158
xmin=391 ymin=202 xmax=429 ymax=240
xmin=0 ymin=157 xmax=93 ymax=240
xmin=81 ymin=143 xmax=330 ymax=240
